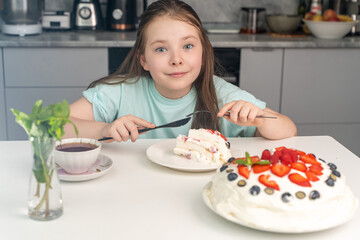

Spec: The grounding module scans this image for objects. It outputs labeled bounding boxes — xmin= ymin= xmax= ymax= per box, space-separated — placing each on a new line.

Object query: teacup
xmin=54 ymin=138 xmax=101 ymax=174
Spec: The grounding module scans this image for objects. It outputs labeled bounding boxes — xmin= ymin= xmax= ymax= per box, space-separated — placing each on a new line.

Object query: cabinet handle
xmin=251 ymin=48 xmax=274 ymax=52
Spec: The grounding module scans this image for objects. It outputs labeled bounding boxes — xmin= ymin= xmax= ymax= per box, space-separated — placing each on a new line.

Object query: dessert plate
xmin=57 ymin=154 xmax=113 ymax=181
xmin=202 ymin=182 xmax=357 ymax=233
xmin=146 ymin=139 xmax=218 ymax=172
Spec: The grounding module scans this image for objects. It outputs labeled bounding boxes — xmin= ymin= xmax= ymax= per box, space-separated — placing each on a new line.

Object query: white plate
xmin=202 ymin=182 xmax=357 ymax=233
xmin=146 ymin=139 xmax=218 ymax=172
xmin=57 ymin=154 xmax=113 ymax=181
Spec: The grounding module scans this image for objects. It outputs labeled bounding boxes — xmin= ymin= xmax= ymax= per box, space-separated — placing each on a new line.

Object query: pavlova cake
xmin=204 ymin=146 xmax=358 ymax=232
xmin=173 ymin=129 xmax=231 ymax=165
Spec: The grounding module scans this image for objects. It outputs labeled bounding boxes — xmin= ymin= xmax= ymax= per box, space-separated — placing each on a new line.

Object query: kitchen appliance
xmin=106 ymin=0 xmax=138 ymax=31
xmin=42 ymin=11 xmax=71 ymax=30
xmin=240 ymin=7 xmax=266 ymax=34
xmin=73 ymin=0 xmax=103 ymax=30
xmin=1 ymin=0 xmax=43 ymax=36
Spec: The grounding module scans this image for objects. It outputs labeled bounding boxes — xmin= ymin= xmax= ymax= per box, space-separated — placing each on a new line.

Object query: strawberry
xmin=259 ymin=174 xmax=280 ymax=191
xmin=290 ymin=162 xmax=307 ymax=172
xmin=206 ymin=129 xmax=227 ymax=142
xmin=289 ymin=150 xmax=299 ymax=162
xmin=238 ymin=165 xmax=250 ymax=179
xmin=299 ymin=155 xmax=321 ymax=166
xmin=305 ymin=171 xmax=320 ymax=182
xmin=275 ymin=146 xmax=287 ymax=151
xmin=261 ymin=149 xmax=271 ymax=160
xmin=296 ymin=150 xmax=306 ymax=156
xmin=250 ymin=156 xmax=260 ymax=163
xmin=309 ymin=165 xmax=323 ymax=176
xmin=271 ymin=163 xmax=291 ymax=177
xmin=288 ymin=173 xmax=312 ymax=187
xmin=280 ymin=153 xmax=292 ymax=165
xmin=273 ymin=150 xmax=282 ymax=158
xmin=252 ymin=164 xmax=271 ymax=173
xmin=270 ymin=154 xmax=280 ymax=165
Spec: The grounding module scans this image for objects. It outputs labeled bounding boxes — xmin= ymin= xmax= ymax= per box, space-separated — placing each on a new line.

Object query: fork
xmin=98 ymin=116 xmax=192 ymax=141
xmin=187 ymin=110 xmax=277 ymax=119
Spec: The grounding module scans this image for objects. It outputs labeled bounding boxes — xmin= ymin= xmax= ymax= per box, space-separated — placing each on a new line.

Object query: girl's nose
xmin=170 ymin=52 xmax=183 ymax=66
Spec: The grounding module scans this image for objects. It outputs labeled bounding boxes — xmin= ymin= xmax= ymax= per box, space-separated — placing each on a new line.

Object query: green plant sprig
xmin=234 ymin=152 xmax=270 ymax=166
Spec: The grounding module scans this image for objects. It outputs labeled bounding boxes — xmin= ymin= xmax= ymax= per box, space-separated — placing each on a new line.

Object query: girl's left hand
xmin=217 ymin=100 xmax=265 ymax=126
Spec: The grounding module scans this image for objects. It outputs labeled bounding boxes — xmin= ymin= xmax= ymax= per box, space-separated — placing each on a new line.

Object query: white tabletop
xmin=0 ymin=136 xmax=359 ymax=240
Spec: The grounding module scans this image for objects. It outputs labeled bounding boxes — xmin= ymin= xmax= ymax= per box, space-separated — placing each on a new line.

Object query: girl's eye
xmin=155 ymin=47 xmax=166 ymax=52
xmin=184 ymin=44 xmax=193 ymax=49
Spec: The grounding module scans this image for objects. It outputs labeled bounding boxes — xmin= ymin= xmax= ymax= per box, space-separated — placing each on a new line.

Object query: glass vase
xmin=28 ymin=137 xmax=63 ymax=221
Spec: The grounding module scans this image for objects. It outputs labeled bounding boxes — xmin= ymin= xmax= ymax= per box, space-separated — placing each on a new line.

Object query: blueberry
xmin=309 ymin=190 xmax=320 ymax=200
xmin=310 ymin=153 xmax=316 ymax=158
xmin=225 ymin=141 xmax=231 ymax=149
xmin=282 ymin=192 xmax=293 ymax=203
xmin=227 ymin=157 xmax=235 ymax=163
xmin=332 ymin=169 xmax=341 ymax=178
xmin=227 ymin=172 xmax=238 ymax=181
xmin=220 ymin=165 xmax=228 ymax=172
xmin=328 ymin=163 xmax=337 ymax=170
xmin=319 ymin=158 xmax=326 ymax=163
xmin=250 ymin=185 xmax=260 ymax=195
xmin=326 ymin=178 xmax=335 ymax=187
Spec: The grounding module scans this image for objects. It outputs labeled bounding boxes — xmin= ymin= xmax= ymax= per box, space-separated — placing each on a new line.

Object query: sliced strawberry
xmin=261 ymin=149 xmax=271 ymax=160
xmin=305 ymin=171 xmax=320 ymax=182
xmin=206 ymin=129 xmax=227 ymax=141
xmin=270 ymin=154 xmax=280 ymax=165
xmin=280 ymin=153 xmax=292 ymax=165
xmin=259 ymin=174 xmax=280 ymax=191
xmin=288 ymin=173 xmax=312 ymax=187
xmin=296 ymin=150 xmax=306 ymax=156
xmin=250 ymin=156 xmax=260 ymax=163
xmin=271 ymin=163 xmax=291 ymax=177
xmin=238 ymin=165 xmax=250 ymax=179
xmin=252 ymin=164 xmax=271 ymax=173
xmin=290 ymin=162 xmax=307 ymax=172
xmin=275 ymin=146 xmax=287 ymax=151
xmin=309 ymin=165 xmax=324 ymax=176
xmin=299 ymin=155 xmax=321 ymax=166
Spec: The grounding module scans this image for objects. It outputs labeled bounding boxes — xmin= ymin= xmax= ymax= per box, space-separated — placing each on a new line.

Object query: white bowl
xmin=54 ymin=138 xmax=101 ymax=174
xmin=303 ymin=19 xmax=356 ymax=39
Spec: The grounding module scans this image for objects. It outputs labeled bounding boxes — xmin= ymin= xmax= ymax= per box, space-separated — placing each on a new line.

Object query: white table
xmin=0 ymin=136 xmax=359 ymax=240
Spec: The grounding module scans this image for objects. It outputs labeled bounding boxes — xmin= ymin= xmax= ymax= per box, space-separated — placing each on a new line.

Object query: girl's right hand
xmin=101 ymin=115 xmax=156 ymax=143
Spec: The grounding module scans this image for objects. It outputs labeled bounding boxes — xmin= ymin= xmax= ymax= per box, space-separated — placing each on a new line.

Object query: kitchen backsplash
xmin=45 ymin=0 xmax=299 ymax=23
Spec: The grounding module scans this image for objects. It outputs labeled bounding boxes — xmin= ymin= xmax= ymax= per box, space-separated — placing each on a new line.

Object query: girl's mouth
xmin=168 ymin=72 xmax=187 ymax=78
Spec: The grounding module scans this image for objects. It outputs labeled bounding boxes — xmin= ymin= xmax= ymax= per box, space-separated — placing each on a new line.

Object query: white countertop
xmin=0 ymin=136 xmax=359 ymax=240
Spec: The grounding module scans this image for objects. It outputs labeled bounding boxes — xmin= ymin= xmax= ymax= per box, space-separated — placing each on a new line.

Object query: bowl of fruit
xmin=303 ymin=9 xmax=356 ymax=39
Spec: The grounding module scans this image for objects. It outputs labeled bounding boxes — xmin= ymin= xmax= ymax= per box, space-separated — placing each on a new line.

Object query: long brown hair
xmin=88 ymin=0 xmax=220 ymax=130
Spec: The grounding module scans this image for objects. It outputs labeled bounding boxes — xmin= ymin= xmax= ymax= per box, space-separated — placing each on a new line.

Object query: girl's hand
xmin=101 ymin=115 xmax=155 ymax=143
xmin=217 ymin=100 xmax=266 ymax=126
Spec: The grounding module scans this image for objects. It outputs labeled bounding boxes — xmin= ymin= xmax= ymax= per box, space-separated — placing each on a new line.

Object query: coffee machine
xmin=1 ymin=0 xmax=43 ymax=36
xmin=73 ymin=0 xmax=103 ymax=30
xmin=106 ymin=0 xmax=147 ymax=31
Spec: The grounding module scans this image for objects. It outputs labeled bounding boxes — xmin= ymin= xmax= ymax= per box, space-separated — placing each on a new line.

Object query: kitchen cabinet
xmin=239 ymin=48 xmax=283 ymax=112
xmin=0 ymin=49 xmax=6 ymax=140
xmin=3 ymin=48 xmax=108 ymax=140
xmin=282 ymin=48 xmax=360 ymax=156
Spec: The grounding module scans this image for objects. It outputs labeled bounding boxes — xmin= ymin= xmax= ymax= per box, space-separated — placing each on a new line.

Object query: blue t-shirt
xmin=83 ymin=76 xmax=266 ymax=139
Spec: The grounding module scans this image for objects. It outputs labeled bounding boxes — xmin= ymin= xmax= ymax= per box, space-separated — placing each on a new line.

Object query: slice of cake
xmin=173 ymin=129 xmax=231 ymax=165
xmin=206 ymin=146 xmax=358 ymax=232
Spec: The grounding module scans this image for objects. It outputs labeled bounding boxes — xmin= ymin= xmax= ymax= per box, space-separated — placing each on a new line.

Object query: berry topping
xmin=226 ymin=169 xmax=234 ymax=173
xmin=326 ymin=177 xmax=335 ymax=187
xmin=280 ymin=153 xmax=292 ymax=165
xmin=227 ymin=172 xmax=238 ymax=181
xmin=299 ymin=154 xmax=321 ymax=166
xmin=264 ymin=187 xmax=274 ymax=195
xmin=220 ymin=165 xmax=228 ymax=172
xmin=225 ymin=141 xmax=231 ymax=149
xmin=238 ymin=165 xmax=250 ymax=179
xmin=308 ymin=165 xmax=324 ymax=176
xmin=206 ymin=129 xmax=227 ymax=142
xmin=270 ymin=154 xmax=280 ymax=164
xmin=261 ymin=149 xmax=271 ymax=160
xmin=328 ymin=163 xmax=337 ymax=170
xmin=332 ymin=169 xmax=341 ymax=178
xmin=252 ymin=164 xmax=271 ymax=173
xmin=288 ymin=173 xmax=312 ymax=187
xmin=281 ymin=192 xmax=293 ymax=203
xmin=259 ymin=174 xmax=280 ymax=191
xmin=309 ymin=190 xmax=320 ymax=200
xmin=250 ymin=185 xmax=260 ymax=195
xmin=227 ymin=157 xmax=235 ymax=163
xmin=305 ymin=171 xmax=320 ymax=182
xmin=290 ymin=162 xmax=307 ymax=172
xmin=237 ymin=180 xmax=247 ymax=187
xmin=295 ymin=191 xmax=306 ymax=199
xmin=271 ymin=163 xmax=291 ymax=177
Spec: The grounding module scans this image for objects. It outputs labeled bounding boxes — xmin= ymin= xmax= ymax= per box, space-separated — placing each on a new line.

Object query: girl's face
xmin=140 ymin=15 xmax=203 ymax=99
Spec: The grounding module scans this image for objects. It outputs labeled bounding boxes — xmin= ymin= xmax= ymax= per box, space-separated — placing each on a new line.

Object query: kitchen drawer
xmin=282 ymin=49 xmax=360 ymax=124
xmin=4 ymin=48 xmax=108 ymax=87
xmin=0 ymin=48 xmax=6 ymax=140
xmin=296 ymin=123 xmax=360 ymax=157
xmin=6 ymin=87 xmax=86 ymax=140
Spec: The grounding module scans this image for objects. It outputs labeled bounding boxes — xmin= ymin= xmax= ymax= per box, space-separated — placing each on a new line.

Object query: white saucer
xmin=146 ymin=139 xmax=218 ymax=172
xmin=57 ymin=154 xmax=113 ymax=181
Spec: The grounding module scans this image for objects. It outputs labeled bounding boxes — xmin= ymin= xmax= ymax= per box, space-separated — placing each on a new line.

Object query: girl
xmin=64 ymin=0 xmax=296 ymax=142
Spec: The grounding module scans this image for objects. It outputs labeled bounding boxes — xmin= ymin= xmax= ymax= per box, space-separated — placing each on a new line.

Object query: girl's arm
xmin=218 ymin=100 xmax=297 ymax=140
xmin=63 ymin=97 xmax=155 ymax=142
